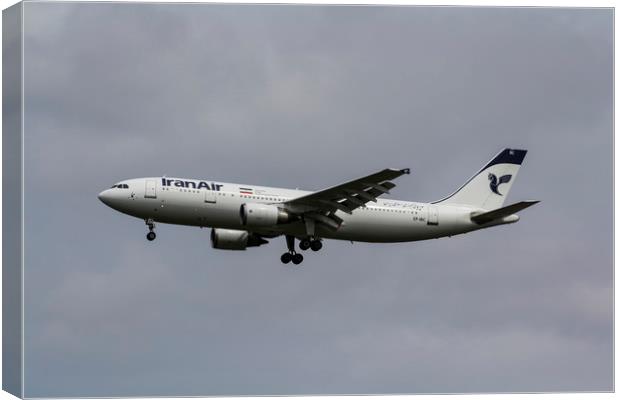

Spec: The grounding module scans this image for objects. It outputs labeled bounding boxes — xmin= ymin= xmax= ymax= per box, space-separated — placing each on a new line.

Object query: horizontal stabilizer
xmin=471 ymin=200 xmax=540 ymax=224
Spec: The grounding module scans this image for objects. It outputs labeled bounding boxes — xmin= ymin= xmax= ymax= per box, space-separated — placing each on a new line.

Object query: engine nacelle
xmin=240 ymin=203 xmax=292 ymax=227
xmin=210 ymin=228 xmax=268 ymax=250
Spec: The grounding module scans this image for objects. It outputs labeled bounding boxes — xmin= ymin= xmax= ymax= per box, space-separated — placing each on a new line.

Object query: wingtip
xmin=400 ymin=168 xmax=411 ymax=175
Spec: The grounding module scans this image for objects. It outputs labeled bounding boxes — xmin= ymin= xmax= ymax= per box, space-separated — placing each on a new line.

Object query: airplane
xmin=98 ymin=148 xmax=538 ymax=265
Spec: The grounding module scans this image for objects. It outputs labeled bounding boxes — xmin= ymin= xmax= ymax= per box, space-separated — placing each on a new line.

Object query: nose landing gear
xmin=146 ymin=218 xmax=156 ymax=241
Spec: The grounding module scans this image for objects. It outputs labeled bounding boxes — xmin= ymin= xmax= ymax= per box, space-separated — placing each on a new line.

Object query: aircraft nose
xmin=98 ymin=189 xmax=112 ymax=205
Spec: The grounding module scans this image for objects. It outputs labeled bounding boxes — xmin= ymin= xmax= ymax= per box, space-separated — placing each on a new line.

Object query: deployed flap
xmin=284 ymin=168 xmax=410 ymax=214
xmin=471 ymin=200 xmax=540 ymax=224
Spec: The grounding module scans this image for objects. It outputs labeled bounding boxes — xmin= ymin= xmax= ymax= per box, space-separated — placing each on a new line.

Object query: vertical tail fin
xmin=433 ymin=148 xmax=527 ymax=210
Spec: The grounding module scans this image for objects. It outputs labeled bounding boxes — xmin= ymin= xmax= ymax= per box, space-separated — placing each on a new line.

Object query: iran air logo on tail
xmin=488 ymin=173 xmax=512 ymax=195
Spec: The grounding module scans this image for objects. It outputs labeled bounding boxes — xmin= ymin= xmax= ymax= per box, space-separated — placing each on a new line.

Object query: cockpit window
xmin=110 ymin=184 xmax=129 ymax=189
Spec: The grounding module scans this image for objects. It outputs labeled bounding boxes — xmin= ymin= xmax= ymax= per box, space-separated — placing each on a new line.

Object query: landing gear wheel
xmin=299 ymin=239 xmax=311 ymax=251
xmin=281 ymin=253 xmax=292 ymax=264
xmin=283 ymin=235 xmax=303 ymax=265
xmin=310 ymin=240 xmax=322 ymax=251
xmin=145 ymin=218 xmax=156 ymax=241
xmin=292 ymin=253 xmax=304 ymax=265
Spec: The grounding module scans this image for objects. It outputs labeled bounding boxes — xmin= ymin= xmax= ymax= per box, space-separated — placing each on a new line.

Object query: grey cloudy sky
xmin=20 ymin=3 xmax=612 ymax=397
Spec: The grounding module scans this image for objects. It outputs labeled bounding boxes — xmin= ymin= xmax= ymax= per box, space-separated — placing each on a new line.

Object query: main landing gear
xmin=299 ymin=237 xmax=322 ymax=252
xmin=146 ymin=218 xmax=156 ymax=241
xmin=281 ymin=235 xmax=303 ymax=265
xmin=281 ymin=236 xmax=323 ymax=265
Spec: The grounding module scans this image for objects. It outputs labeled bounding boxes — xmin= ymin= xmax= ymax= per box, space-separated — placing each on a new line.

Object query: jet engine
xmin=210 ymin=228 xmax=268 ymax=250
xmin=240 ymin=203 xmax=292 ymax=227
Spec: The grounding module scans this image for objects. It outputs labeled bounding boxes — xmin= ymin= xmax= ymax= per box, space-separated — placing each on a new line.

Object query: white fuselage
xmin=98 ymin=177 xmax=517 ymax=243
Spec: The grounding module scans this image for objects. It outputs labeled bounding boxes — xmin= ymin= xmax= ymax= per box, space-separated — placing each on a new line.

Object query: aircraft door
xmin=145 ymin=179 xmax=157 ymax=199
xmin=427 ymin=205 xmax=439 ymax=226
xmin=204 ymin=191 xmax=216 ymax=204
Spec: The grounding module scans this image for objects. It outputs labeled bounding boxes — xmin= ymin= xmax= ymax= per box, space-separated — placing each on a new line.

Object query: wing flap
xmin=284 ymin=169 xmax=410 ymax=214
xmin=318 ymin=199 xmax=353 ymax=214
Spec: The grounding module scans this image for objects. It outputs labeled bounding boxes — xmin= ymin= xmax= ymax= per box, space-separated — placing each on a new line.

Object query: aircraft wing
xmin=283 ymin=168 xmax=411 ymax=218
